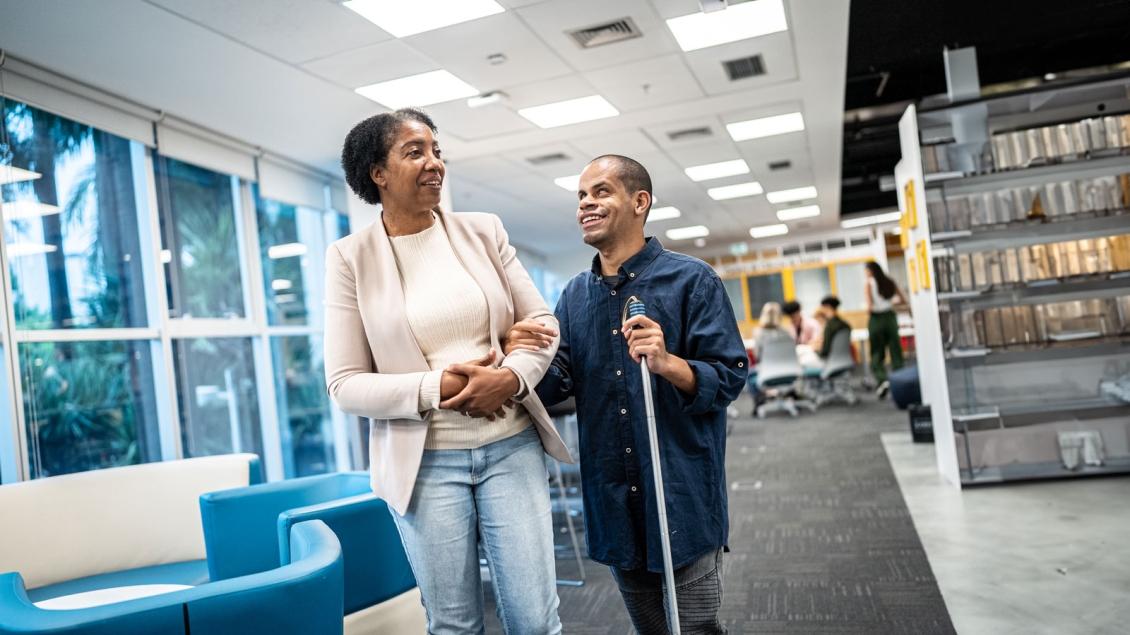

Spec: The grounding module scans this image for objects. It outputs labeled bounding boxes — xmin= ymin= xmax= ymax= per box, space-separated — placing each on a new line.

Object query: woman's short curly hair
xmin=341 ymin=108 xmax=437 ymax=205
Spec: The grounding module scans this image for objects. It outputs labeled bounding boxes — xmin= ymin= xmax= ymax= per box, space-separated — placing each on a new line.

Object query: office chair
xmin=756 ymin=336 xmax=817 ymax=418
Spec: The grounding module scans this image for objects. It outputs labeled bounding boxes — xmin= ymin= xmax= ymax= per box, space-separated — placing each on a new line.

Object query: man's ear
xmin=369 ymin=164 xmax=386 ymax=189
xmin=635 ymin=190 xmax=651 ymax=217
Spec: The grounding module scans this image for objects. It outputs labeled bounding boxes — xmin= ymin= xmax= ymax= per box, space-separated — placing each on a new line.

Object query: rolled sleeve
xmin=680 ymin=359 xmax=723 ymax=415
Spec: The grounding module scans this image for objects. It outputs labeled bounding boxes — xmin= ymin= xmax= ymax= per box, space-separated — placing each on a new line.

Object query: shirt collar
xmin=589 ymin=236 xmax=664 ymax=281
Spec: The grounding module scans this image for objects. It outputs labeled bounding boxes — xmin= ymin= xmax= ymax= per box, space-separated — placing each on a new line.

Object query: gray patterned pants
xmin=610 ymin=548 xmax=726 ymax=635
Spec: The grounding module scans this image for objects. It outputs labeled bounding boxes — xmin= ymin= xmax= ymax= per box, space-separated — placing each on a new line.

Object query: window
xmin=173 ymin=337 xmax=263 ymax=464
xmin=793 ymin=267 xmax=832 ymax=316
xmin=835 ymin=262 xmax=868 ymax=312
xmin=746 ymin=273 xmax=785 ymax=321
xmin=154 ymin=156 xmax=247 ymax=319
xmin=272 ymin=335 xmax=338 ymax=478
xmin=257 ymin=197 xmax=326 ymax=326
xmin=2 ymin=101 xmax=148 ymax=330
xmin=722 ymin=277 xmax=747 ymax=321
xmin=20 ymin=340 xmax=160 ymax=478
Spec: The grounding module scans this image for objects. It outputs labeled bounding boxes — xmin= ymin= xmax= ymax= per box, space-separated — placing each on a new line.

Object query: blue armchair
xmin=0 ymin=520 xmax=344 ymax=635
xmin=199 ymin=472 xmax=423 ymax=634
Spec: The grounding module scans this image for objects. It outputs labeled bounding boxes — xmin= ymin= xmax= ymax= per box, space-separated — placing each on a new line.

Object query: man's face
xmin=789 ymin=312 xmax=802 ymax=327
xmin=576 ymin=159 xmax=647 ymax=249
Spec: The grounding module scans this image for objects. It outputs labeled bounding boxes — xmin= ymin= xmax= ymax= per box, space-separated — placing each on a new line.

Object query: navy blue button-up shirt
xmin=536 ymin=237 xmax=748 ymax=572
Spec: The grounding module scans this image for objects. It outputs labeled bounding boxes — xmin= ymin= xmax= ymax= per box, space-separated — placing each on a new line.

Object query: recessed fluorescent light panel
xmin=707 ymin=181 xmax=763 ymax=201
xmin=518 ymin=95 xmax=619 ymax=129
xmin=268 ymin=243 xmax=309 ymax=259
xmin=727 ymin=112 xmax=805 ymax=142
xmin=343 ymin=0 xmax=504 ymax=37
xmin=6 ymin=243 xmax=58 ymax=257
xmin=750 ymin=224 xmax=789 ymax=238
xmin=684 ymin=159 xmax=749 ymax=182
xmin=647 ymin=206 xmax=682 ymax=222
xmin=554 ymin=174 xmax=581 ymax=191
xmin=767 ymin=186 xmax=817 ymax=204
xmin=775 ymin=205 xmax=820 ymax=221
xmin=0 ymin=166 xmax=42 ymax=185
xmin=356 ymin=70 xmax=478 ymax=109
xmin=666 ymin=0 xmax=787 ymax=52
xmin=840 ymin=211 xmax=902 ymax=228
xmin=666 ymin=225 xmax=710 ymax=241
xmin=1 ymin=201 xmax=61 ymax=220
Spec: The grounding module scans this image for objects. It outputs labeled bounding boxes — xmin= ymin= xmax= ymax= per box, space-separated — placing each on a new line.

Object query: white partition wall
xmin=896 ymin=105 xmax=961 ymax=487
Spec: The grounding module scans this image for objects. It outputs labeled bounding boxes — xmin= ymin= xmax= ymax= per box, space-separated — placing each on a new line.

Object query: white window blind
xmin=155 ymin=118 xmax=257 ymax=182
xmin=0 ymin=56 xmax=154 ymax=145
xmin=259 ymin=155 xmax=331 ymax=210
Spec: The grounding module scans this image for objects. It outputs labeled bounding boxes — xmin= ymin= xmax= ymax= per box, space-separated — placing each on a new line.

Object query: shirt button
xmin=613 ymin=329 xmax=618 ymax=335
xmin=738 ymin=361 xmax=744 ymax=367
xmin=611 ymin=290 xmax=617 ymax=296
xmin=631 ymin=486 xmax=638 ymax=492
xmin=616 ymin=370 xmax=622 ymax=376
xmin=629 ymin=273 xmax=636 ymax=278
xmin=625 ymin=447 xmax=632 ymax=453
xmin=621 ymin=408 xmax=627 ymax=415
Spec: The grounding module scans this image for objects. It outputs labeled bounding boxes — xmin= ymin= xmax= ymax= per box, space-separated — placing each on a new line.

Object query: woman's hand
xmin=440 ymin=358 xmax=521 ymax=421
xmin=439 ymin=350 xmax=513 ymax=420
xmin=502 ymin=319 xmax=558 ymax=356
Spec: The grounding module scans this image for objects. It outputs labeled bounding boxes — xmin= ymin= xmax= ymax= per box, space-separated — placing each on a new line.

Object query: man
xmin=782 ymin=300 xmax=821 ymax=345
xmin=504 ymin=155 xmax=747 ymax=634
xmin=816 ymin=295 xmax=851 ymax=361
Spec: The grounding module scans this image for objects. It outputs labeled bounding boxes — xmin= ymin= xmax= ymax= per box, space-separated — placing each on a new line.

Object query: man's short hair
xmin=590 ymin=154 xmax=653 ymax=217
xmin=821 ymin=295 xmax=841 ymax=310
xmin=782 ymin=301 xmax=801 ymax=316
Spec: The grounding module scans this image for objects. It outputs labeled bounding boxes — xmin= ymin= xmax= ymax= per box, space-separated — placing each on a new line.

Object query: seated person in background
xmin=816 ymin=296 xmax=851 ymax=361
xmin=783 ymin=300 xmax=821 ymax=346
xmin=750 ymin=301 xmax=795 ymax=410
xmin=798 ymin=296 xmax=850 ymax=371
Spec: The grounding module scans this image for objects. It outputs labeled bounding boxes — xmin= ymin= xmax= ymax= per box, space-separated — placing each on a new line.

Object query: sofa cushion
xmin=26 ymin=560 xmax=210 ymax=604
xmin=0 ymin=454 xmax=259 ymax=590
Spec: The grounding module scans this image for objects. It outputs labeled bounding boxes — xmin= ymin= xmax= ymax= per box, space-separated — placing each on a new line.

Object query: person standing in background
xmin=864 ymin=261 xmax=908 ymax=398
xmin=782 ymin=300 xmax=822 ymax=346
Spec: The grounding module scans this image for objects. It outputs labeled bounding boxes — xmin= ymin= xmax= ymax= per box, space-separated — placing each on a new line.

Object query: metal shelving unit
xmin=895 ymin=77 xmax=1130 ymax=487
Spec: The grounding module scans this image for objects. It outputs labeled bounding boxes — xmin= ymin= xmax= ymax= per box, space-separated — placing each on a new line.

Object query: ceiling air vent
xmin=567 ymin=18 xmax=642 ymax=49
xmin=722 ymin=54 xmax=766 ymax=81
xmin=526 ymin=152 xmax=570 ymax=166
xmin=666 ymin=126 xmax=713 ymax=142
xmin=768 ymin=160 xmax=792 ymax=171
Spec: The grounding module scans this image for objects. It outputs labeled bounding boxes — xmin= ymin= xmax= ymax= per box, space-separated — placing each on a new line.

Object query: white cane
xmin=623 ymin=295 xmax=681 ymax=635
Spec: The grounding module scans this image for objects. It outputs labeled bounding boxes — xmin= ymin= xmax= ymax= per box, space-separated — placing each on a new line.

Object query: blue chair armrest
xmin=200 ymin=472 xmax=370 ymax=581
xmin=0 ymin=521 xmax=342 ymax=635
xmin=278 ymin=494 xmax=415 ymax=615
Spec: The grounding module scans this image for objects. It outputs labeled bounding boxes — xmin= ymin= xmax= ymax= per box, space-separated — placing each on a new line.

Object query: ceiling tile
xmin=301 ymin=40 xmax=437 ymax=90
xmin=503 ymin=74 xmax=601 ymax=110
xmin=570 ymin=129 xmax=660 ymax=158
xmin=427 ymin=99 xmax=537 ymax=140
xmin=148 ymin=0 xmax=391 ymax=64
xmin=640 ymin=115 xmax=727 ymax=150
xmin=582 ymin=54 xmax=704 ymax=112
xmin=516 ymin=0 xmax=679 ymax=72
xmin=444 ymin=155 xmax=531 ymax=185
xmin=682 ymin=31 xmax=798 ymax=96
xmin=404 ymin=12 xmax=572 ymax=91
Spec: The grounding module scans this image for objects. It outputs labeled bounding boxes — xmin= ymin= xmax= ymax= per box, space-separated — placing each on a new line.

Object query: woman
xmin=750 ymin=302 xmax=794 ymax=408
xmin=864 ymin=261 xmax=908 ymax=398
xmin=325 ymin=108 xmax=570 ymax=635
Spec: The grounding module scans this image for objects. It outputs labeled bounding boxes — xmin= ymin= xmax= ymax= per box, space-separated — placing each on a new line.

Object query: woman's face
xmin=371 ymin=119 xmax=445 ymax=213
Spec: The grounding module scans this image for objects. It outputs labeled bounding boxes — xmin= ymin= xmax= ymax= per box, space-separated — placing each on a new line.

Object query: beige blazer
xmin=324 ymin=210 xmax=572 ymax=515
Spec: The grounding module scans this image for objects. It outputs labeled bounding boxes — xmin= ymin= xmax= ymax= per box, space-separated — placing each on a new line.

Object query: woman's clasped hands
xmin=439 ymin=349 xmax=520 ymax=421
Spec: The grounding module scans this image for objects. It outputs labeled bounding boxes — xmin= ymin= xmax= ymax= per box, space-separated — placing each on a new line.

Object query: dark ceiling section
xmin=840 ymin=0 xmax=1130 ymax=217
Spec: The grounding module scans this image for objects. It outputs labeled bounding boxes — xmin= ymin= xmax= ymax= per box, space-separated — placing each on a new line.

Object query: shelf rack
xmin=895 ymin=76 xmax=1130 ymax=487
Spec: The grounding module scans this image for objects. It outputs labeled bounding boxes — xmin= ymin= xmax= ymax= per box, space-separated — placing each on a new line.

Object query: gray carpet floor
xmin=484 ymin=390 xmax=957 ymax=634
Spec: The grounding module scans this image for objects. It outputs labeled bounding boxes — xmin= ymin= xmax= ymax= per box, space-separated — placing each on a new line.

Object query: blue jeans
xmin=390 ymin=426 xmax=562 ymax=635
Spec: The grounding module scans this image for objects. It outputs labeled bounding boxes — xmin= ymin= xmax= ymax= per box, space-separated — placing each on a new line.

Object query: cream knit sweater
xmin=388 ymin=220 xmax=531 ymax=450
